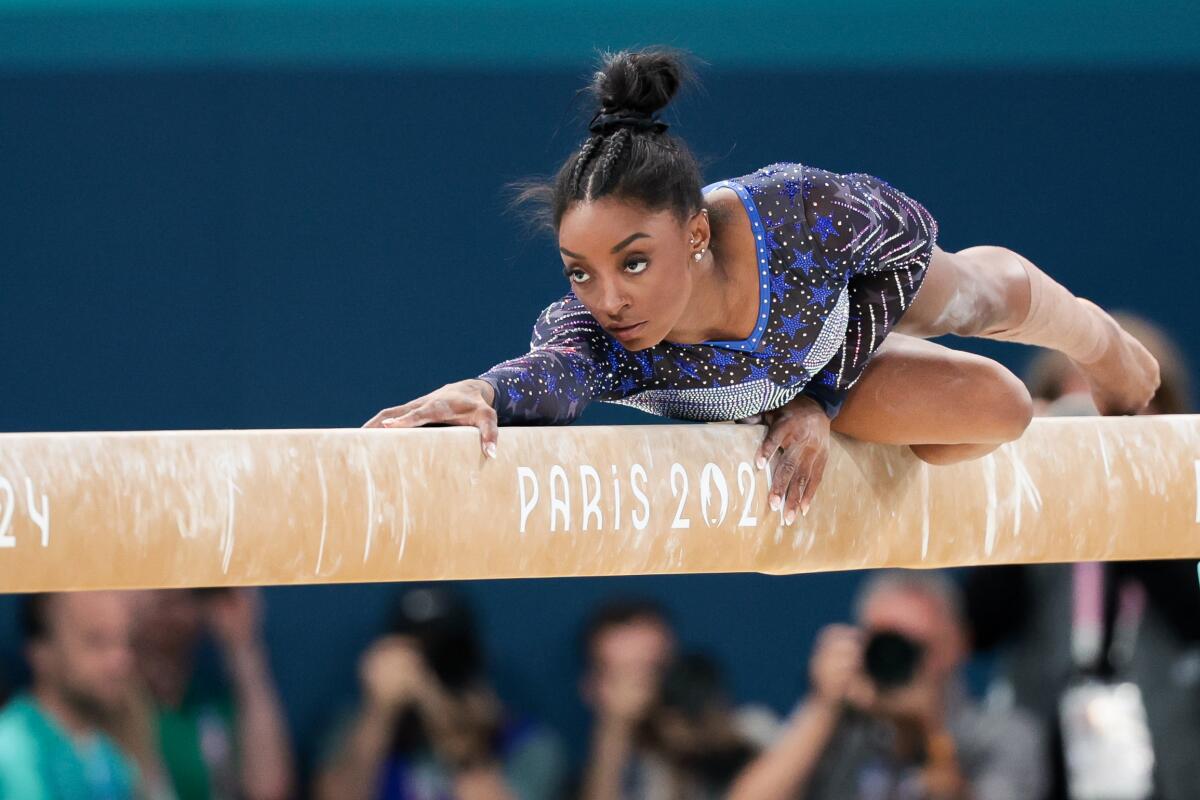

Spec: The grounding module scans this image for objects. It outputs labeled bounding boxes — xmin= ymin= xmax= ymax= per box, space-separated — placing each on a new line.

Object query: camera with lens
xmin=863 ymin=630 xmax=926 ymax=691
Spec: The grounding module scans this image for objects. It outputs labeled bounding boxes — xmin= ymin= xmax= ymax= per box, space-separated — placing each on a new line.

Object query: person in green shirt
xmin=0 ymin=592 xmax=141 ymax=800
xmin=130 ymin=588 xmax=294 ymax=800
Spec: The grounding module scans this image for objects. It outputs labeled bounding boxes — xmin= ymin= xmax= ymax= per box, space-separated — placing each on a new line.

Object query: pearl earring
xmin=693 ymin=251 xmax=704 ymax=262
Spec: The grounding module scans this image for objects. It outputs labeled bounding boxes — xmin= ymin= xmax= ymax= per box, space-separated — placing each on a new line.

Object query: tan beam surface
xmin=0 ymin=417 xmax=1198 ymax=592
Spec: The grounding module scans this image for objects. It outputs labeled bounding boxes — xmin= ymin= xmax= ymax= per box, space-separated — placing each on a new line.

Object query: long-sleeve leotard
xmin=480 ymin=163 xmax=937 ymax=425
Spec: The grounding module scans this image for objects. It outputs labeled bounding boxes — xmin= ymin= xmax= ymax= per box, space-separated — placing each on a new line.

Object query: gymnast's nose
xmin=597 ymin=278 xmax=632 ymax=321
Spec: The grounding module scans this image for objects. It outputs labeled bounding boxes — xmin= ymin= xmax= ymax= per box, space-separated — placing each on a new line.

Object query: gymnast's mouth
xmin=607 ymin=321 xmax=647 ymax=341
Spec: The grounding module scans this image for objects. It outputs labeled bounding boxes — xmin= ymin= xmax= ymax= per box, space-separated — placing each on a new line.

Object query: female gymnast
xmin=365 ymin=48 xmax=1159 ymax=524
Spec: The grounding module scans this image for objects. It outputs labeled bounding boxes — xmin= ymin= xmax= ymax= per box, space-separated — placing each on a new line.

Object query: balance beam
xmin=0 ymin=417 xmax=1198 ymax=592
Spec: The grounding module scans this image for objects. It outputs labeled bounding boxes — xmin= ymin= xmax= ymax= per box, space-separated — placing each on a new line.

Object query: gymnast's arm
xmin=363 ymin=378 xmax=502 ymax=456
xmin=752 ymin=276 xmax=901 ymax=524
xmin=752 ymin=170 xmax=938 ymax=517
xmin=364 ymin=299 xmax=619 ymax=452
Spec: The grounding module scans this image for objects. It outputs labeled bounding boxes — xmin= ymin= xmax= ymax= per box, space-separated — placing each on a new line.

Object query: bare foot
xmin=1076 ymin=300 xmax=1161 ymax=415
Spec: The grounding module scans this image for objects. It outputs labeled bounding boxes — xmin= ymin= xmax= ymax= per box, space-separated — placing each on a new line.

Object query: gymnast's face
xmin=558 ymin=198 xmax=702 ymax=350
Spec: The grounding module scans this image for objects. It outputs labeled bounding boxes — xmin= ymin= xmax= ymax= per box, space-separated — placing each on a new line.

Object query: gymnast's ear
xmin=686 ymin=207 xmax=710 ymax=249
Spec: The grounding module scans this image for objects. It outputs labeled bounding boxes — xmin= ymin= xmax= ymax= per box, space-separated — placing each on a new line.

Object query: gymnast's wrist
xmin=784 ymin=394 xmax=832 ymax=428
xmin=466 ymin=378 xmax=497 ymax=408
xmin=793 ymin=393 xmax=826 ymax=415
xmin=800 ymin=382 xmax=843 ymax=420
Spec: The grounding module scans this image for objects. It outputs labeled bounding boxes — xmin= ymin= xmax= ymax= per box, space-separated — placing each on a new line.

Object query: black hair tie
xmin=588 ymin=108 xmax=669 ymax=135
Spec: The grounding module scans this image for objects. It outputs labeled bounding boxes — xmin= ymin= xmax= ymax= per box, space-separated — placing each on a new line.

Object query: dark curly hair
xmin=513 ymin=47 xmax=706 ymax=231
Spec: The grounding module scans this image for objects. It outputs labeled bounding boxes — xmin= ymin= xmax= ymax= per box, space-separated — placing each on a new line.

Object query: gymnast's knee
xmin=952 ymin=245 xmax=1033 ymax=335
xmin=978 ymin=360 xmax=1034 ymax=442
xmin=910 ymin=442 xmax=1002 ymax=465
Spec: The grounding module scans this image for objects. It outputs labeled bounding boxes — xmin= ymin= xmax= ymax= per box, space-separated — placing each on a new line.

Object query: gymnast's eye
xmin=625 ymin=259 xmax=649 ymax=274
xmin=568 ymin=269 xmax=591 ymax=284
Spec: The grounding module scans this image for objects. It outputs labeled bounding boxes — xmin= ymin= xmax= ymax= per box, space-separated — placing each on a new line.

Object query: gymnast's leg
xmin=832 ymin=334 xmax=1033 ymax=465
xmin=895 ymin=245 xmax=1160 ymax=415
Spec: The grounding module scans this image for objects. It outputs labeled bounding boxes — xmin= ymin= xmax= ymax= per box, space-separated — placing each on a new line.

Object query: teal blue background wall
xmin=2 ymin=1 xmax=1199 ymax=68
xmin=1 ymin=1 xmax=1198 ymax=775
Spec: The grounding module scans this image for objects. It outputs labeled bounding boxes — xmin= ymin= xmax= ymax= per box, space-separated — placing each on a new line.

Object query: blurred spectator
xmin=116 ymin=588 xmax=294 ymax=800
xmin=577 ymin=599 xmax=775 ymax=800
xmin=643 ymin=652 xmax=768 ymax=798
xmin=577 ymin=598 xmax=675 ymax=800
xmin=0 ymin=592 xmax=140 ymax=799
xmin=966 ymin=313 xmax=1200 ymax=800
xmin=315 ymin=585 xmax=566 ymax=800
xmin=729 ymin=571 xmax=1046 ymax=800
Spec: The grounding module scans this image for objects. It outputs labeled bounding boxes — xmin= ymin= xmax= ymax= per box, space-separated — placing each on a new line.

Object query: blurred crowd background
xmin=1 ymin=2 xmax=1199 ymax=798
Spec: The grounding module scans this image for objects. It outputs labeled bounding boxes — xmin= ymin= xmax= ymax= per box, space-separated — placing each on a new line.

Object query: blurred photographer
xmin=637 ymin=652 xmax=768 ymax=799
xmin=315 ymin=585 xmax=565 ymax=800
xmin=729 ymin=571 xmax=1046 ymax=800
xmin=577 ymin=598 xmax=776 ymax=800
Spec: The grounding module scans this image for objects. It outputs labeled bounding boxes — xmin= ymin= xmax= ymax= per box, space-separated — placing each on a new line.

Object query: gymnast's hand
xmin=363 ymin=379 xmax=499 ymax=458
xmin=755 ymin=394 xmax=830 ymax=523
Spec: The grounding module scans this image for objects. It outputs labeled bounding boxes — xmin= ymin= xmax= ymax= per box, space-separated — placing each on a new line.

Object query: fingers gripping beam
xmin=0 ymin=418 xmax=1198 ymax=592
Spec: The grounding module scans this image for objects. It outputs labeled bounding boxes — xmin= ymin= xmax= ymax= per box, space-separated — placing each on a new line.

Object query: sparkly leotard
xmin=479 ymin=162 xmax=938 ymax=424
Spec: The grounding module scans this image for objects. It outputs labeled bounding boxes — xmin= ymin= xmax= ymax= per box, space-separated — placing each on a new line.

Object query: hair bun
xmin=591 ymin=47 xmax=692 ymax=116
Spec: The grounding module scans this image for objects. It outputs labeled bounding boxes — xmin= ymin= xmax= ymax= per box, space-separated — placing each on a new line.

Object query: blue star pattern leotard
xmin=479 ymin=162 xmax=938 ymax=424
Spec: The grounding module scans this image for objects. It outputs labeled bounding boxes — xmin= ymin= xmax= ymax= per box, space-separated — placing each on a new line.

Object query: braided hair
xmin=513 ymin=48 xmax=706 ymax=230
